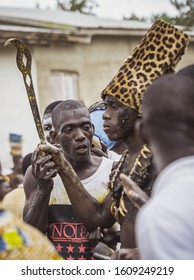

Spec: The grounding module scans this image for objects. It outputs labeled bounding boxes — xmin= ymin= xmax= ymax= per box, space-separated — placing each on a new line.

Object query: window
xmin=51 ymin=71 xmax=78 ymax=100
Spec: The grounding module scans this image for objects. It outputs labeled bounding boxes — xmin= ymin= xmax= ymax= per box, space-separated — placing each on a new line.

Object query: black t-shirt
xmin=47 ymin=204 xmax=95 ymax=260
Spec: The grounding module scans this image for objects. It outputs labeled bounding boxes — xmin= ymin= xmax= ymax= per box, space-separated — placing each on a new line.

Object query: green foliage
xmin=56 ymin=0 xmax=98 ymax=15
xmin=123 ymin=13 xmax=147 ymax=22
xmin=124 ymin=0 xmax=194 ymax=27
xmin=169 ymin=0 xmax=194 ymax=26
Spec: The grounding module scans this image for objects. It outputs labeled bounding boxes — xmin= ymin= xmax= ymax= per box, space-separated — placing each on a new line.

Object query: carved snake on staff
xmin=4 ymin=38 xmax=46 ymax=144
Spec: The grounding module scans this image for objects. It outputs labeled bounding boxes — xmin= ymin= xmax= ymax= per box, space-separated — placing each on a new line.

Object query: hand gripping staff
xmin=4 ymin=38 xmax=46 ymax=144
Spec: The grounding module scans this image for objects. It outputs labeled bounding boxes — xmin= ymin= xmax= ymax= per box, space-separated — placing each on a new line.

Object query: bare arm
xmin=38 ymin=144 xmax=115 ymax=231
xmin=23 ymin=149 xmax=57 ymax=233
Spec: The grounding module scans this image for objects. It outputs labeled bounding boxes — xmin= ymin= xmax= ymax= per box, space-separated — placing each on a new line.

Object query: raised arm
xmin=38 ymin=143 xmax=115 ymax=231
xmin=23 ymin=149 xmax=56 ymax=233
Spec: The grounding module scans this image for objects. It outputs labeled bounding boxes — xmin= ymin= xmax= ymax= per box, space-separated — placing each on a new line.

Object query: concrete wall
xmin=34 ymin=35 xmax=136 ymax=112
xmin=0 ymin=34 xmax=193 ymax=168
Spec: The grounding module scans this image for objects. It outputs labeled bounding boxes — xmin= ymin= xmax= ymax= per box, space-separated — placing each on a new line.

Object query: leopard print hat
xmin=101 ymin=20 xmax=190 ymax=115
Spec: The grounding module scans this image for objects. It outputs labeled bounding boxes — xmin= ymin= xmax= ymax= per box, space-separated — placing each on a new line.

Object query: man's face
xmin=42 ymin=113 xmax=55 ymax=144
xmin=103 ymin=95 xmax=138 ymax=141
xmin=55 ymin=107 xmax=93 ymax=162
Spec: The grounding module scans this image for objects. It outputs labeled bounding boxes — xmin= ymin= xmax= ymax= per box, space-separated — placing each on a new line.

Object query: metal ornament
xmin=4 ymin=38 xmax=46 ymax=144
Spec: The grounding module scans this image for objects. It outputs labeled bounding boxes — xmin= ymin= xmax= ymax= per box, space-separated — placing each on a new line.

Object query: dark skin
xmin=23 ymin=110 xmax=57 ymax=233
xmin=27 ymin=100 xmax=150 ymax=254
xmin=109 ymin=140 xmax=128 ymax=155
xmin=8 ymin=156 xmax=24 ymax=189
xmin=41 ymin=96 xmax=152 ymax=252
xmin=42 ymin=113 xmax=55 ymax=145
xmin=34 ymin=97 xmax=151 ymax=254
xmin=102 ymin=95 xmax=152 ymax=248
xmin=65 ymin=102 xmax=143 ymax=242
xmin=120 ymin=174 xmax=148 ymax=208
xmin=0 ymin=179 xmax=12 ymax=201
xmin=0 ymin=163 xmax=12 ymax=201
xmin=103 ymin=96 xmax=140 ymax=147
xmin=110 ymin=174 xmax=148 ymax=260
xmin=141 ymin=73 xmax=194 ymax=174
xmin=23 ymin=106 xmax=115 ymax=233
xmin=88 ymin=95 xmax=155 ymax=258
xmin=130 ymin=74 xmax=194 ymax=259
xmin=111 ymin=74 xmax=194 ymax=259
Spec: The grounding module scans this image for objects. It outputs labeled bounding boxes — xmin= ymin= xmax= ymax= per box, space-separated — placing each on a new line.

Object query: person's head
xmin=176 ymin=64 xmax=194 ymax=78
xmin=88 ymin=101 xmax=117 ymax=149
xmin=12 ymin=155 xmax=23 ymax=174
xmin=42 ymin=100 xmax=63 ymax=144
xmin=51 ymin=100 xmax=94 ymax=163
xmin=140 ymin=73 xmax=194 ymax=172
xmin=101 ymin=20 xmax=189 ymax=143
xmin=103 ymin=95 xmax=139 ymax=142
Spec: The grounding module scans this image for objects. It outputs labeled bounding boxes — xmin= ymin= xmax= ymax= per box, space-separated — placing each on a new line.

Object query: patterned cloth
xmin=0 ymin=205 xmax=62 ymax=260
xmin=48 ymin=157 xmax=115 ymax=260
xmin=48 ymin=205 xmax=94 ymax=260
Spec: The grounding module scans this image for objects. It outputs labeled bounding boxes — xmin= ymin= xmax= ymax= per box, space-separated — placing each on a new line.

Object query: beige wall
xmin=35 ymin=34 xmax=193 ymax=112
xmin=0 ymin=34 xmax=193 ymax=168
xmin=34 ymin=35 xmax=136 ymax=113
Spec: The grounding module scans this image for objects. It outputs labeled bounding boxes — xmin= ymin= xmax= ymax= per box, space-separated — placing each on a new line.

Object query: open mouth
xmin=76 ymin=144 xmax=88 ymax=152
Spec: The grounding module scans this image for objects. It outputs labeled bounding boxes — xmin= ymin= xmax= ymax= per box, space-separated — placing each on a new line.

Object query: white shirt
xmin=50 ymin=156 xmax=113 ymax=204
xmin=108 ymin=150 xmax=122 ymax=161
xmin=136 ymin=156 xmax=194 ymax=259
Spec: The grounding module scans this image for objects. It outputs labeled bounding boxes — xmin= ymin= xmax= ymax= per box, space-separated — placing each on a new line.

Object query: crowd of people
xmin=1 ymin=19 xmax=194 ymax=260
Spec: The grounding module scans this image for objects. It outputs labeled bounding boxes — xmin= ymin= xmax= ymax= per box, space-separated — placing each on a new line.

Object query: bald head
xmin=141 ymin=73 xmax=194 ymax=172
xmin=142 ymin=73 xmax=194 ymax=132
xmin=176 ymin=64 xmax=194 ymax=79
xmin=52 ymin=100 xmax=88 ymax=132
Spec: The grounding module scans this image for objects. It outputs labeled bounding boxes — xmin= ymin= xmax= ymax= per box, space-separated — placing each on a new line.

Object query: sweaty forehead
xmin=57 ymin=107 xmax=90 ymax=126
xmin=105 ymin=95 xmax=123 ymax=106
xmin=105 ymin=95 xmax=117 ymax=102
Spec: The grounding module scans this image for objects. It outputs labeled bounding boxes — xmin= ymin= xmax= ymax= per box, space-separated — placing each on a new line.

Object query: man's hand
xmin=120 ymin=173 xmax=149 ymax=208
xmin=89 ymin=227 xmax=120 ymax=249
xmin=111 ymin=248 xmax=139 ymax=260
xmin=38 ymin=143 xmax=74 ymax=175
xmin=31 ymin=148 xmax=57 ymax=181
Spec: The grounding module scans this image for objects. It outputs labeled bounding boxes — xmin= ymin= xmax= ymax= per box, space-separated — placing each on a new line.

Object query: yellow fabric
xmin=0 ymin=205 xmax=62 ymax=260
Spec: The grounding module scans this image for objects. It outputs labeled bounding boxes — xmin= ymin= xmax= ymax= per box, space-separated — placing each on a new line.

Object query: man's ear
xmin=50 ymin=130 xmax=59 ymax=145
xmin=135 ymin=118 xmax=149 ymax=145
xmin=91 ymin=124 xmax=95 ymax=134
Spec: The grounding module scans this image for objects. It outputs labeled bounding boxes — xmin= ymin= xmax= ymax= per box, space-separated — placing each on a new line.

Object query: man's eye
xmin=83 ymin=124 xmax=91 ymax=131
xmin=112 ymin=103 xmax=118 ymax=109
xmin=104 ymin=102 xmax=108 ymax=109
xmin=44 ymin=126 xmax=51 ymax=131
xmin=64 ymin=127 xmax=72 ymax=133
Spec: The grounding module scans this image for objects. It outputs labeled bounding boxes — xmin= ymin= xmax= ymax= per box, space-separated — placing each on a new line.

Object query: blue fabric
xmin=90 ymin=110 xmax=116 ymax=149
xmin=9 ymin=133 xmax=22 ymax=143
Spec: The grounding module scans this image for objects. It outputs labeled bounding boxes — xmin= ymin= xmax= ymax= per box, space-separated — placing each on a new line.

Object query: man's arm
xmin=38 ymin=144 xmax=115 ymax=232
xmin=23 ymin=150 xmax=56 ymax=234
